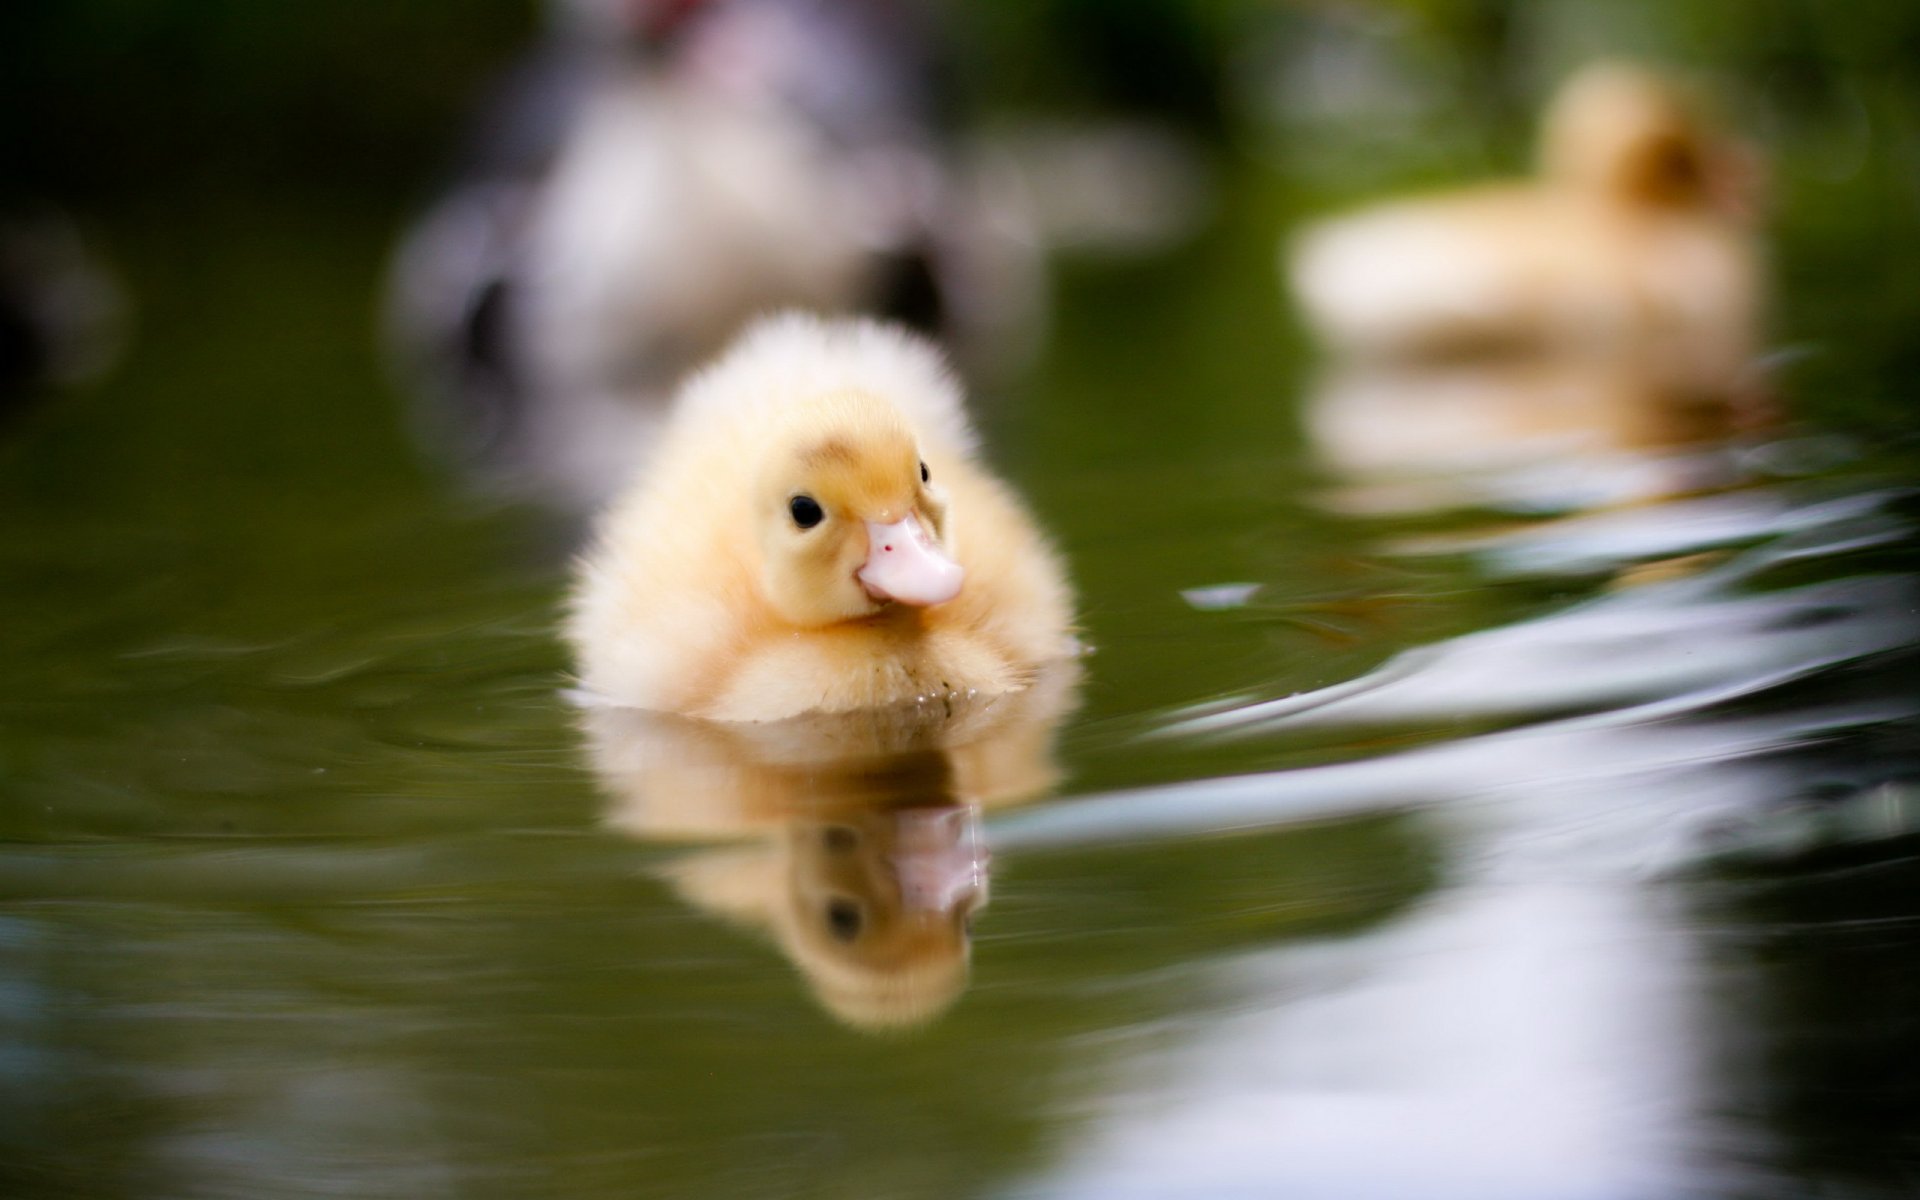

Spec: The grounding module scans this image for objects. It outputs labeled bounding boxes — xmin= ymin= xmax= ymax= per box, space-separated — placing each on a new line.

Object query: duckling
xmin=1287 ymin=62 xmax=1763 ymax=399
xmin=567 ymin=313 xmax=1076 ymax=722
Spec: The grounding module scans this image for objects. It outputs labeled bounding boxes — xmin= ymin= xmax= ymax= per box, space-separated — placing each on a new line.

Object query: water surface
xmin=4 ymin=144 xmax=1920 ymax=1200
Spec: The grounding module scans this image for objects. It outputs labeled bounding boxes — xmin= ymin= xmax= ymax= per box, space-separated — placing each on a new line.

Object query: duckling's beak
xmin=890 ymin=806 xmax=985 ymax=913
xmin=858 ymin=514 xmax=963 ymax=606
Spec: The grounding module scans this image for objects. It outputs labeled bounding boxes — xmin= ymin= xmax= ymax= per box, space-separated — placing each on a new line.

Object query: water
xmin=7 ymin=17 xmax=1920 ymax=1197
xmin=2 ymin=196 xmax=1914 ymax=1200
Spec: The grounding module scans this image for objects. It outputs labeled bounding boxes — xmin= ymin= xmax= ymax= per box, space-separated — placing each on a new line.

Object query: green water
xmin=6 ymin=3 xmax=1920 ymax=1197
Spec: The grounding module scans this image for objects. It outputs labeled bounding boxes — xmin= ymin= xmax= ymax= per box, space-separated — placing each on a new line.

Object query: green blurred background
xmin=5 ymin=0 xmax=1920 ymax=430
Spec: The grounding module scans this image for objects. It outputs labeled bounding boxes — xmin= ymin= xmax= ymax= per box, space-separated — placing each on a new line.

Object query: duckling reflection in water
xmin=1289 ymin=62 xmax=1765 ymax=416
xmin=568 ymin=314 xmax=1077 ymax=722
xmin=584 ymin=665 xmax=1078 ymax=1029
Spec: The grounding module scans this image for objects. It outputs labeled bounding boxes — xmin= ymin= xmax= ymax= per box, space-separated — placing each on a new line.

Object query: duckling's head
xmin=1540 ymin=62 xmax=1752 ymax=215
xmin=660 ymin=802 xmax=984 ymax=1031
xmin=753 ymin=388 xmax=962 ymax=626
xmin=777 ymin=804 xmax=983 ymax=1029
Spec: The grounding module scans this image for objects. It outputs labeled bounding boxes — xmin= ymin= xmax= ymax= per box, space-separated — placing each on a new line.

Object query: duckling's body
xmin=1288 ymin=63 xmax=1762 ymax=397
xmin=568 ymin=314 xmax=1074 ymax=722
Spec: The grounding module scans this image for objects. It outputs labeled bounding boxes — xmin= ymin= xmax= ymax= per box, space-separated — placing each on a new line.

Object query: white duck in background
xmin=1287 ymin=62 xmax=1764 ymax=405
xmin=386 ymin=0 xmax=1040 ymax=510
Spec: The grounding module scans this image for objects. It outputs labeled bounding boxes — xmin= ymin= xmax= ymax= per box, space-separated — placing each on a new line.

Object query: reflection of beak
xmin=859 ymin=515 xmax=964 ymax=607
xmin=890 ymin=807 xmax=984 ymax=913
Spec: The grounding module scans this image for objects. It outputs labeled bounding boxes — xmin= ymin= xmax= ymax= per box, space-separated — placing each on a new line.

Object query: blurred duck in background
xmin=386 ymin=0 xmax=1041 ymax=510
xmin=1288 ymin=62 xmax=1765 ymax=420
xmin=1287 ymin=63 xmax=1771 ymax=511
xmin=583 ymin=664 xmax=1077 ymax=1029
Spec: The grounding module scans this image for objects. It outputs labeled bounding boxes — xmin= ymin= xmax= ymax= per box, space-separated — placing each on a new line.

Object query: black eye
xmin=919 ymin=460 xmax=930 ymax=484
xmin=789 ymin=495 xmax=823 ymax=529
xmin=825 ymin=899 xmax=863 ymax=942
xmin=822 ymin=825 xmax=858 ymax=852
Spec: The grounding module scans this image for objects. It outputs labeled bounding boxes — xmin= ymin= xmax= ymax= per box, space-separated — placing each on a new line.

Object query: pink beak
xmin=891 ymin=806 xmax=985 ymax=913
xmin=858 ymin=515 xmax=963 ymax=606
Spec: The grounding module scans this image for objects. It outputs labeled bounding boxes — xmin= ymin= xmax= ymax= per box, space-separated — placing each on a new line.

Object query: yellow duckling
xmin=1288 ymin=62 xmax=1763 ymax=398
xmin=568 ymin=313 xmax=1076 ymax=722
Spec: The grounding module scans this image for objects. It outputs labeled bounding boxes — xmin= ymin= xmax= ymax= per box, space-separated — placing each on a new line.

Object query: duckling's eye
xmin=825 ymin=898 xmax=863 ymax=942
xmin=822 ymin=825 xmax=859 ymax=852
xmin=789 ymin=494 xmax=824 ymax=529
xmin=919 ymin=460 xmax=930 ymax=484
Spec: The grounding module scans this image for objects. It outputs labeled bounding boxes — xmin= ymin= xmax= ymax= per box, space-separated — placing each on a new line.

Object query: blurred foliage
xmin=0 ymin=1 xmax=534 ymax=210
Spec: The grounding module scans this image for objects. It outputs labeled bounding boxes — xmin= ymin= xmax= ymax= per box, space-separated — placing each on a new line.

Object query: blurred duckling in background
xmin=387 ymin=0 xmax=1041 ymax=510
xmin=585 ymin=664 xmax=1077 ymax=1029
xmin=568 ymin=313 xmax=1076 ymax=723
xmin=1288 ymin=62 xmax=1764 ymax=408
